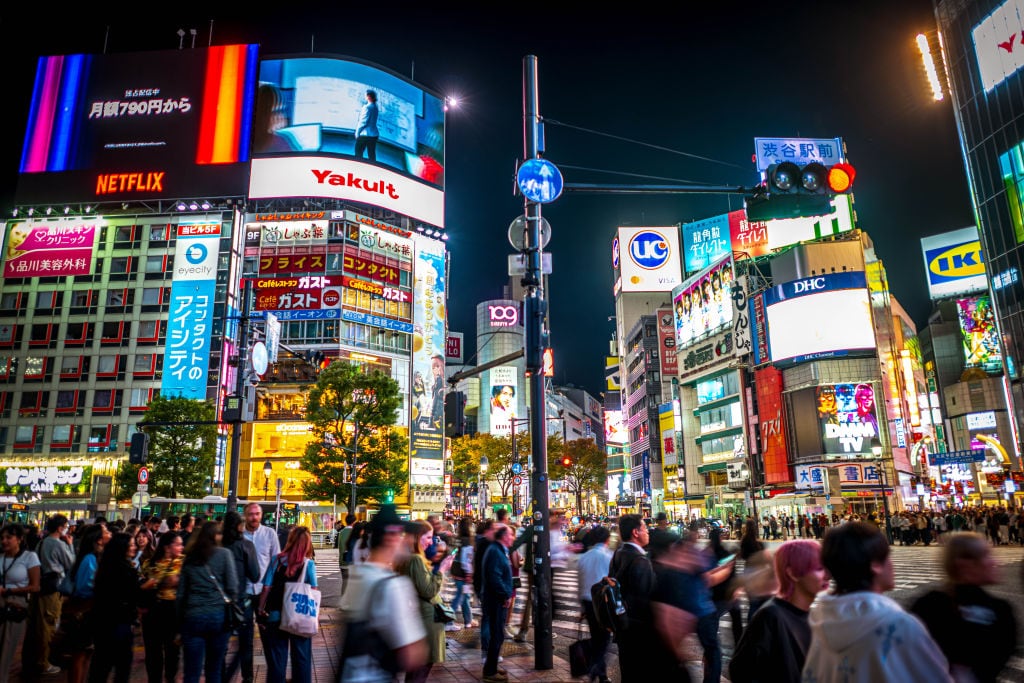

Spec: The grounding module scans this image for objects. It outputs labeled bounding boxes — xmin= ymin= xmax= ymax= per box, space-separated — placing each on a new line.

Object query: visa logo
xmin=927 ymin=240 xmax=985 ymax=282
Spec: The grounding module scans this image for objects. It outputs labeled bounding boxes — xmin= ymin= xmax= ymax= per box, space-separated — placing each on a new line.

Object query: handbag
xmin=207 ymin=569 xmax=245 ymax=633
xmin=280 ymin=559 xmax=320 ymax=637
xmin=432 ymin=601 xmax=455 ymax=623
xmin=568 ymin=616 xmax=591 ymax=677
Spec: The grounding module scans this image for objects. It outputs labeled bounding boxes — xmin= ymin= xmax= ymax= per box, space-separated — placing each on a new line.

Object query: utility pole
xmin=226 ymin=278 xmax=252 ymax=510
xmin=523 ymin=55 xmax=553 ymax=671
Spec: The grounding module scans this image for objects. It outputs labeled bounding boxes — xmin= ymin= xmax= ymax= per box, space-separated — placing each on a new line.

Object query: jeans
xmin=482 ymin=599 xmax=507 ymax=676
xmin=262 ymin=622 xmax=312 ymax=683
xmin=582 ymin=600 xmax=609 ymax=679
xmin=223 ymin=596 xmax=255 ymax=682
xmin=696 ymin=611 xmax=721 ymax=683
xmin=143 ymin=600 xmax=181 ymax=683
xmin=182 ymin=612 xmax=229 ymax=683
xmin=452 ymin=580 xmax=473 ymax=624
xmin=88 ymin=621 xmax=134 ymax=683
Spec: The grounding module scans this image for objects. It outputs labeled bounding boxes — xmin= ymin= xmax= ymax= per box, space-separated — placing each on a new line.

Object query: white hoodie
xmin=801 ymin=591 xmax=952 ymax=683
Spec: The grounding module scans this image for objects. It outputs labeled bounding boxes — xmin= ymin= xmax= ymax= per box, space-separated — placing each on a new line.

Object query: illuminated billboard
xmin=762 ymin=272 xmax=875 ymax=365
xmin=488 ymin=366 xmax=519 ymax=437
xmin=3 ymin=219 xmax=100 ymax=278
xmin=604 ymin=410 xmax=628 ymax=445
xmin=672 ymin=255 xmax=734 ymax=348
xmin=17 ymin=45 xmax=258 ymax=204
xmin=656 ymin=308 xmax=677 ymax=376
xmin=256 ymin=57 xmax=445 ymax=187
xmin=973 ymin=0 xmax=1024 ymax=91
xmin=756 ymin=367 xmax=789 ymax=484
xmin=957 ymin=295 xmax=1003 ymax=375
xmin=616 ymin=226 xmax=683 ymax=293
xmin=816 ymin=383 xmax=881 ymax=456
xmin=920 ymin=227 xmax=986 ymax=300
xmin=409 ymin=234 xmax=446 ymax=469
xmin=681 ymin=211 xmax=740 ymax=275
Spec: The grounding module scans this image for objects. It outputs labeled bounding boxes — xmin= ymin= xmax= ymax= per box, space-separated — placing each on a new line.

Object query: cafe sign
xmin=1 ymin=465 xmax=93 ymax=494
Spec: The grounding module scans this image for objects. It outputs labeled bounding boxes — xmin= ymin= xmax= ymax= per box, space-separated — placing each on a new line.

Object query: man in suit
xmin=610 ymin=514 xmax=656 ymax=681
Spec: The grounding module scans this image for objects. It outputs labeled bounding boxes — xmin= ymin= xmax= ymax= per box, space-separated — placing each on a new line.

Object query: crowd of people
xmin=0 ymin=502 xmax=319 ymax=683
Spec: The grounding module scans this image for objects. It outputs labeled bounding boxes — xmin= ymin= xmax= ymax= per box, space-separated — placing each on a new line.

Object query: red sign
xmin=322 ymin=289 xmax=340 ymax=307
xmin=253 ymin=275 xmax=343 ymax=311
xmin=755 ymin=366 xmax=790 ymax=485
xmin=258 ymin=252 xmax=327 ymax=275
xmin=730 ymin=212 xmax=770 ymax=257
xmin=446 ymin=334 xmax=463 ymax=363
xmin=342 ymin=254 xmax=401 ymax=285
xmin=656 ymin=308 xmax=678 ymax=376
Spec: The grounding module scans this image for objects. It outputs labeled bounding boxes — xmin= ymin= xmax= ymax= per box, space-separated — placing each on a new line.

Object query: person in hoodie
xmin=801 ymin=521 xmax=952 ymax=683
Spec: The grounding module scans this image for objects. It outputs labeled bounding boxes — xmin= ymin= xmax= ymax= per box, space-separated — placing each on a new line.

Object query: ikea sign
xmin=921 ymin=226 xmax=988 ymax=300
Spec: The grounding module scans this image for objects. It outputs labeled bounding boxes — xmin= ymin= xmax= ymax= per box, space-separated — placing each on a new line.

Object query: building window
xmin=114 ymin=225 xmax=136 ymax=243
xmin=108 ymin=257 xmax=130 ymax=274
xmin=69 ymin=290 xmax=93 ymax=308
xmin=144 ymin=255 xmax=165 ymax=273
xmin=141 ymin=287 xmax=162 ymax=305
xmin=64 ymin=322 xmax=90 ymax=346
xmin=60 ymin=356 xmax=83 ymax=378
xmin=19 ymin=392 xmax=42 ymax=414
xmin=0 ymin=325 xmax=16 ymax=346
xmin=0 ymin=358 xmax=12 ymax=381
xmin=129 ymin=388 xmax=152 ymax=411
xmin=35 ymin=291 xmax=57 ymax=308
xmin=149 ymin=225 xmax=169 ymax=241
xmin=92 ymin=389 xmax=116 ymax=411
xmin=96 ymin=355 xmax=119 ymax=377
xmin=137 ymin=320 xmax=159 ymax=342
xmin=14 ymin=425 xmax=37 ymax=449
xmin=51 ymin=425 xmax=74 ymax=447
xmin=133 ymin=354 xmax=156 ymax=375
xmin=23 ymin=358 xmax=46 ymax=380
xmin=55 ymin=390 xmax=79 ymax=413
xmin=88 ymin=425 xmax=112 ymax=451
xmin=101 ymin=321 xmax=124 ymax=342
xmin=0 ymin=293 xmax=20 ymax=310
xmin=29 ymin=324 xmax=52 ymax=346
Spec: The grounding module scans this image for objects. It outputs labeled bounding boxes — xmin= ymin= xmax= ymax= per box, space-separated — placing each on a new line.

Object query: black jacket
xmin=609 ymin=543 xmax=655 ymax=626
xmin=224 ymin=537 xmax=261 ymax=602
xmin=729 ymin=597 xmax=810 ymax=683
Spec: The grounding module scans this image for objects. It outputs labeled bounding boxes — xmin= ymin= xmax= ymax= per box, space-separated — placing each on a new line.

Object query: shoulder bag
xmin=280 ymin=559 xmax=320 ymax=637
xmin=207 ymin=568 xmax=245 ymax=633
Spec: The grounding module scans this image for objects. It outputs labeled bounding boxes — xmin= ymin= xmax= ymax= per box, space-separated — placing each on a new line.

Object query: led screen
xmin=256 ymin=57 xmax=445 ymax=188
xmin=17 ymin=46 xmax=258 ymax=204
xmin=763 ymin=272 xmax=874 ymax=365
xmin=816 ymin=383 xmax=880 ymax=456
xmin=604 ymin=410 xmax=627 ymax=445
xmin=957 ymin=295 xmax=1003 ymax=375
xmin=672 ymin=255 xmax=733 ymax=348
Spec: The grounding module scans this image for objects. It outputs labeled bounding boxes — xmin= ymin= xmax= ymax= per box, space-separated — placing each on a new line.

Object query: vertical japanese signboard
xmin=162 ymin=223 xmax=220 ymax=400
xmin=755 ymin=366 xmax=789 ymax=485
xmin=656 ymin=308 xmax=678 ymax=377
xmin=410 ymin=235 xmax=446 ymax=479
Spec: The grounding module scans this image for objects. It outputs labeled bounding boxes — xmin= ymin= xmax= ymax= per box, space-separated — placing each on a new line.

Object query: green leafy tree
xmin=114 ymin=396 xmax=218 ymax=500
xmin=450 ymin=433 xmax=516 ymax=505
xmin=550 ymin=437 xmax=606 ymax=514
xmin=300 ymin=361 xmax=404 ymax=511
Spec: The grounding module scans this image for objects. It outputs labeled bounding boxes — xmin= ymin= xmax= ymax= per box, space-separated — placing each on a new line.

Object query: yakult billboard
xmin=616 ymin=227 xmax=683 ymax=293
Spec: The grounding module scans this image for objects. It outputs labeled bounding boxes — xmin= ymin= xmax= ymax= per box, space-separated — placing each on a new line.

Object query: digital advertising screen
xmin=616 ymin=226 xmax=683 ymax=293
xmin=409 ymin=234 xmax=447 ymax=470
xmin=681 ymin=211 xmax=740 ymax=275
xmin=255 ymin=57 xmax=445 ymax=188
xmin=816 ymin=383 xmax=881 ymax=456
xmin=920 ymin=226 xmax=986 ymax=300
xmin=604 ymin=410 xmax=628 ymax=445
xmin=488 ymin=366 xmax=519 ymax=437
xmin=762 ymin=272 xmax=875 ymax=365
xmin=957 ymin=295 xmax=1003 ymax=375
xmin=17 ymin=45 xmax=258 ymax=205
xmin=672 ymin=255 xmax=734 ymax=348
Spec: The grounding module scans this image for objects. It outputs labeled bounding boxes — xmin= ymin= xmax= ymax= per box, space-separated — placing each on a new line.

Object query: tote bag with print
xmin=280 ymin=559 xmax=320 ymax=637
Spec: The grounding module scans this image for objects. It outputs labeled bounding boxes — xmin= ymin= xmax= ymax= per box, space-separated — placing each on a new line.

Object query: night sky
xmin=0 ymin=2 xmax=974 ymax=399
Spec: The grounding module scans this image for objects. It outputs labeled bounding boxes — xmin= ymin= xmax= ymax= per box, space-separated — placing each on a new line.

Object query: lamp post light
xmin=479 ymin=455 xmax=489 ymax=520
xmin=871 ymin=438 xmax=893 ymax=544
xmin=262 ymin=459 xmax=272 ymax=501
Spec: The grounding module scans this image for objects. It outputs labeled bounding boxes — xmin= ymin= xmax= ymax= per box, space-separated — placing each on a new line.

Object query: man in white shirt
xmin=576 ymin=526 xmax=613 ymax=683
xmin=340 ymin=505 xmax=427 ymax=682
xmin=239 ymin=502 xmax=280 ymax=683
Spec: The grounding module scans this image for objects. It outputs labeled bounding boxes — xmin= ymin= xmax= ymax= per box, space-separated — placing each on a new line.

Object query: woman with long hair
xmin=730 ymin=539 xmax=829 ymax=682
xmin=395 ymin=520 xmax=453 ymax=683
xmin=140 ymin=531 xmax=184 ymax=683
xmin=450 ymin=517 xmax=476 ymax=628
xmin=0 ymin=524 xmax=41 ymax=680
xmin=177 ymin=521 xmax=237 ymax=683
xmin=222 ymin=511 xmax=260 ymax=683
xmin=87 ymin=532 xmax=141 ymax=683
xmin=134 ymin=526 xmax=156 ymax=568
xmin=257 ymin=525 xmax=319 ymax=683
xmin=61 ymin=523 xmax=108 ymax=683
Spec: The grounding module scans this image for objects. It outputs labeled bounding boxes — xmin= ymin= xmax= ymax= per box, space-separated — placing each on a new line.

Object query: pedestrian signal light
xmin=384 ymin=488 xmax=395 ymax=503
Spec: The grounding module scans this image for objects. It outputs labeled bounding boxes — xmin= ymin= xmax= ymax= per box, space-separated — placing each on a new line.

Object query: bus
xmin=142 ymin=497 xmax=300 ymax=529
xmin=0 ymin=503 xmax=32 ymax=527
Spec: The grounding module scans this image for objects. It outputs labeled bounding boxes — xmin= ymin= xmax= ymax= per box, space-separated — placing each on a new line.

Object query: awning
xmin=694 ymin=426 xmax=743 ymax=445
xmin=697 ymin=462 xmax=727 ymax=474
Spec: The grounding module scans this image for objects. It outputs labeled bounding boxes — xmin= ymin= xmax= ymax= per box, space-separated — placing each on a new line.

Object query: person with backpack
xmin=609 ymin=514 xmax=656 ymax=681
xmin=337 ymin=513 xmax=357 ymax=596
xmin=338 ymin=505 xmax=427 ymax=682
xmin=449 ymin=517 xmax=476 ymax=630
xmin=577 ymin=525 xmax=613 ymax=683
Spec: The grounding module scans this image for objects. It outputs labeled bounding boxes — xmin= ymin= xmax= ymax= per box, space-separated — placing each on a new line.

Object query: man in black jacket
xmin=473 ymin=520 xmax=496 ymax=659
xmin=481 ymin=525 xmax=514 ymax=682
xmin=609 ymin=514 xmax=656 ymax=680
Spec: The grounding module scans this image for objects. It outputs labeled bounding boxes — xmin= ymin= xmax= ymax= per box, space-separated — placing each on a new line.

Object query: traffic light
xmin=383 ymin=488 xmax=395 ymax=504
xmin=747 ymin=161 xmax=857 ymax=221
xmin=561 ymin=455 xmax=572 ymax=468
xmin=304 ymin=350 xmax=328 ymax=373
xmin=129 ymin=432 xmax=149 ymax=465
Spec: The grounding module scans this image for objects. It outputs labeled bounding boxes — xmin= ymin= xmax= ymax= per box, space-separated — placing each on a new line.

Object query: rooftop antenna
xmin=208 ymin=20 xmax=214 ymax=47
xmin=411 ymin=61 xmax=415 ymax=80
xmin=190 ymin=28 xmax=197 ymax=49
xmin=311 ymin=34 xmax=315 ymax=53
xmin=177 ymin=28 xmax=185 ymax=50
xmin=103 ymin=25 xmax=110 ymax=54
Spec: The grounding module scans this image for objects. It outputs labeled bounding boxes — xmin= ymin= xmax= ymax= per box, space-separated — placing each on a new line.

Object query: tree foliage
xmin=299 ymin=361 xmax=404 ymax=510
xmin=115 ymin=396 xmax=218 ymax=500
xmin=450 ymin=433 xmax=517 ymax=499
xmin=549 ymin=437 xmax=606 ymax=514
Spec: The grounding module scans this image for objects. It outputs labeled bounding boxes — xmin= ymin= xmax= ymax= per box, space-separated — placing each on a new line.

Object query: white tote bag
xmin=280 ymin=559 xmax=320 ymax=637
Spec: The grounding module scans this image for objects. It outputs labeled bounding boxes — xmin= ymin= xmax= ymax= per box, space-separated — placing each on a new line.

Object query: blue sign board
xmin=517 ymin=158 xmax=563 ymax=204
xmin=511 ymin=462 xmax=523 ymax=475
xmin=251 ymin=309 xmax=340 ymax=321
xmin=931 ymin=449 xmax=986 ymax=466
xmin=341 ymin=309 xmax=414 ymax=333
xmin=682 ymin=212 xmax=732 ymax=275
xmin=754 ymin=137 xmax=844 ymax=173
xmin=764 ymin=271 xmax=867 ymax=306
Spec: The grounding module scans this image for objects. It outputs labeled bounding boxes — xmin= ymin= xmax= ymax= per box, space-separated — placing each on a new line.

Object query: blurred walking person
xmin=177 ymin=521 xmax=238 ymax=683
xmin=257 ymin=526 xmax=318 ymax=683
xmin=25 ymin=514 xmax=73 ymax=678
xmin=396 ymin=520 xmax=454 ymax=682
xmin=911 ymin=532 xmax=1017 ymax=682
xmin=480 ymin=524 xmax=514 ymax=682
xmin=802 ymin=522 xmax=951 ymax=682
xmin=140 ymin=532 xmax=184 ymax=683
xmin=87 ymin=532 xmax=141 ymax=683
xmin=222 ymin=512 xmax=260 ymax=683
xmin=0 ymin=523 xmax=40 ymax=680
xmin=576 ymin=525 xmax=613 ymax=683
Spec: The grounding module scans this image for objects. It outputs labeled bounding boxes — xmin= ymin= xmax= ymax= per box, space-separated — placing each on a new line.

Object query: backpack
xmin=590 ymin=576 xmax=627 ymax=635
xmin=451 ymin=545 xmax=467 ymax=580
xmin=339 ymin=575 xmax=401 ymax=681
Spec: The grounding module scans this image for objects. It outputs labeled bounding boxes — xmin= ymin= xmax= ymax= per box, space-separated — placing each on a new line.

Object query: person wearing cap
xmin=339 ymin=505 xmax=427 ymax=681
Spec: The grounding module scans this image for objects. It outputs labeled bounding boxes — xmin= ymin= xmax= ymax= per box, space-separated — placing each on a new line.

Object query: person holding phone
xmin=708 ymin=528 xmax=743 ymax=646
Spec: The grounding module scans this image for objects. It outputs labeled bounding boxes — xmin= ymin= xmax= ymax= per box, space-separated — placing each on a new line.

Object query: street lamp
xmin=262 ymin=459 xmax=272 ymax=501
xmin=479 ymin=455 xmax=489 ymax=519
xmin=871 ymin=437 xmax=893 ymax=544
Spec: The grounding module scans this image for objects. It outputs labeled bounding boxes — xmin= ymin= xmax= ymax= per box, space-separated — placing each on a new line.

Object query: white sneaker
xmin=445 ymin=622 xmax=461 ymax=631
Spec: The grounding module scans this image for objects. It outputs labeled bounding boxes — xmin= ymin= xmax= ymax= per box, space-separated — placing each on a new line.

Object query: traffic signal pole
xmin=523 ymin=55 xmax=553 ymax=671
xmin=226 ymin=278 xmax=252 ymax=510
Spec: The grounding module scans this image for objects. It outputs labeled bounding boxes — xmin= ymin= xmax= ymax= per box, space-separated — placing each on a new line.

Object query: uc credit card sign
xmin=920 ymin=226 xmax=987 ymax=300
xmin=162 ymin=223 xmax=221 ymax=400
xmin=616 ymin=226 xmax=683 ymax=293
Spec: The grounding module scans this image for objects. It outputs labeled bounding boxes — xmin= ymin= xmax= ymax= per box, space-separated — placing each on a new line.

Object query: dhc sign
xmin=793 ymin=277 xmax=827 ymax=294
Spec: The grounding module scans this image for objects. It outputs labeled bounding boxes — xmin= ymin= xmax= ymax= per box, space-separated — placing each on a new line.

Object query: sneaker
xmin=42 ymin=665 xmax=61 ymax=675
xmin=445 ymin=622 xmax=460 ymax=632
xmin=503 ymin=626 xmax=516 ymax=638
xmin=513 ymin=631 xmax=527 ymax=642
xmin=482 ymin=673 xmax=509 ymax=683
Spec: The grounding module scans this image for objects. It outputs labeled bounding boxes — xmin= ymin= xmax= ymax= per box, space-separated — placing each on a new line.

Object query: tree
xmin=115 ymin=396 xmax=218 ymax=500
xmin=449 ymin=433 xmax=516 ymax=509
xmin=550 ymin=437 xmax=606 ymax=515
xmin=300 ymin=361 xmax=404 ymax=511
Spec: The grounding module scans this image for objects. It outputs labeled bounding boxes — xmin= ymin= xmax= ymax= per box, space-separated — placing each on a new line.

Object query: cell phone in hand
xmin=717 ymin=553 xmax=736 ymax=567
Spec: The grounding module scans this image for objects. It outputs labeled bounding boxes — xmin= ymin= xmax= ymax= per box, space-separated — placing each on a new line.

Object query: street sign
xmin=517 ymin=159 xmax=563 ymax=204
xmin=511 ymin=463 xmax=523 ymax=475
xmin=131 ymin=491 xmax=151 ymax=508
xmin=512 ymin=475 xmax=523 ymax=487
xmin=137 ymin=484 xmax=148 ymax=492
xmin=138 ymin=467 xmax=149 ymax=485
